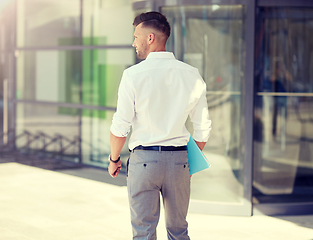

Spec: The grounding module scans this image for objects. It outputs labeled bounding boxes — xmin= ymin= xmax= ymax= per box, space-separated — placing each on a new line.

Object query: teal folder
xmin=187 ymin=136 xmax=211 ymax=175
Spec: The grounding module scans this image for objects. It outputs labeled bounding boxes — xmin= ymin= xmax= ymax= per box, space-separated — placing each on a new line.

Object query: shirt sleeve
xmin=110 ymin=70 xmax=135 ymax=137
xmin=189 ymin=80 xmax=212 ymax=142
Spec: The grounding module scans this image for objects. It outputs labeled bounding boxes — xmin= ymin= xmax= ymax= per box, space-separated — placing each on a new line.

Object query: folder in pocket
xmin=187 ymin=135 xmax=211 ymax=175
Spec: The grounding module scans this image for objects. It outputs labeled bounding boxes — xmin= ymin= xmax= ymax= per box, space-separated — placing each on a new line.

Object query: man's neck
xmin=149 ymin=45 xmax=166 ymax=53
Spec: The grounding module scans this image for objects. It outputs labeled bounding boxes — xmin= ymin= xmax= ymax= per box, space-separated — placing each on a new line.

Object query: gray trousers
xmin=127 ymin=150 xmax=191 ymax=240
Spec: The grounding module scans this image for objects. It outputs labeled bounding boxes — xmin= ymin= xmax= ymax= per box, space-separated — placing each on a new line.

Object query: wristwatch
xmin=109 ymin=155 xmax=120 ymax=163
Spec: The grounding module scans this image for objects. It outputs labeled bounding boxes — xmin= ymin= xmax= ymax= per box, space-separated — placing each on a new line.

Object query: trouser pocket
xmin=175 ymin=162 xmax=189 ymax=169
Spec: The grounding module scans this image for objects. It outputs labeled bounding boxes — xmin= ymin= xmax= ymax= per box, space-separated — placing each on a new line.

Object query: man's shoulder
xmin=123 ymin=60 xmax=147 ymax=76
xmin=172 ymin=59 xmax=199 ymax=72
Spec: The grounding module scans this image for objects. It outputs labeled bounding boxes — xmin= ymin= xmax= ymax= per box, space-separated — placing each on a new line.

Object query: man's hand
xmin=108 ymin=160 xmax=122 ymax=178
xmin=109 ymin=132 xmax=126 ymax=178
xmin=195 ymin=140 xmax=206 ymax=151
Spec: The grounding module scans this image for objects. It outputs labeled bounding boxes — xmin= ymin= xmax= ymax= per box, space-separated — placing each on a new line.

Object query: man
xmin=108 ymin=11 xmax=211 ymax=240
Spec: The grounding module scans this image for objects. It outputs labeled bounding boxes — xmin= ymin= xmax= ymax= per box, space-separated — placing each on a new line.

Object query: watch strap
xmin=109 ymin=155 xmax=120 ymax=163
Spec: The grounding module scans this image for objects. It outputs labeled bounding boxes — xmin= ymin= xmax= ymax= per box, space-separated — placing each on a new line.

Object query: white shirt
xmin=110 ymin=52 xmax=212 ymax=150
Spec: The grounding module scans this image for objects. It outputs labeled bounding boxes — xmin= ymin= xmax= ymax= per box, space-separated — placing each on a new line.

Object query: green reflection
xmin=82 ymin=49 xmax=134 ymax=114
xmin=16 ymin=50 xmax=81 ymax=105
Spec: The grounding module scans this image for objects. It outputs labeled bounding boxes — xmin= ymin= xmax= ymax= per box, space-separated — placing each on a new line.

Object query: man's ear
xmin=148 ymin=33 xmax=155 ymax=45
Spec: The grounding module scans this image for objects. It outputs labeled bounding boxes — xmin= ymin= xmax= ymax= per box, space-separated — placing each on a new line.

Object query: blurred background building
xmin=0 ymin=0 xmax=312 ymax=216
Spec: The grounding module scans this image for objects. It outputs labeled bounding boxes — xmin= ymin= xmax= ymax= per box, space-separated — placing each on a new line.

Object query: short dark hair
xmin=133 ymin=11 xmax=171 ymax=38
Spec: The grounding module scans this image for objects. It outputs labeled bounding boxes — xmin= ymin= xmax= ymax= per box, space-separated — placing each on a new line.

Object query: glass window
xmin=162 ymin=5 xmax=246 ymax=204
xmin=82 ymin=48 xmax=135 ymax=108
xmin=16 ymin=50 xmax=81 ymax=104
xmin=83 ymin=0 xmax=134 ymax=46
xmin=81 ymin=109 xmax=130 ymax=168
xmin=17 ymin=0 xmax=81 ymax=47
xmin=15 ymin=103 xmax=80 ymax=159
xmin=16 ymin=48 xmax=134 ymax=106
xmin=254 ymin=7 xmax=313 ymax=203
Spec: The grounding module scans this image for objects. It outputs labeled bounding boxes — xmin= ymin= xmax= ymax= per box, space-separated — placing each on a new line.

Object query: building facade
xmin=0 ymin=0 xmax=312 ymax=216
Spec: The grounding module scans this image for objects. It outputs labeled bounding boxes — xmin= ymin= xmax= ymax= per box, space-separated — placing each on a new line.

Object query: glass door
xmin=161 ymin=4 xmax=252 ymax=216
xmin=253 ymin=7 xmax=313 ymax=208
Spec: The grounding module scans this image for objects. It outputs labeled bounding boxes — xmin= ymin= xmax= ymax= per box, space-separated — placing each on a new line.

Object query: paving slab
xmin=0 ymin=162 xmax=312 ymax=240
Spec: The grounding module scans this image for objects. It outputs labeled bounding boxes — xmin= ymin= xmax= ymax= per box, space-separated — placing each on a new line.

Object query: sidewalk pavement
xmin=0 ymin=162 xmax=313 ymax=240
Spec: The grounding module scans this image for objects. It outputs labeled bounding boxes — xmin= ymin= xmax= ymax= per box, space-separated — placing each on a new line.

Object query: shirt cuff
xmin=193 ymin=131 xmax=211 ymax=143
xmin=192 ymin=120 xmax=212 ymax=142
xmin=110 ymin=124 xmax=130 ymax=138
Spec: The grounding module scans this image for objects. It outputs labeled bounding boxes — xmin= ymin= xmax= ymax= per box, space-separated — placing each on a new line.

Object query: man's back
xmin=115 ymin=52 xmax=209 ymax=149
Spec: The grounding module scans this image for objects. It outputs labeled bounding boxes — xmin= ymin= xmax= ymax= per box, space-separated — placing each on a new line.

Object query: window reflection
xmin=82 ymin=49 xmax=134 ymax=108
xmin=16 ymin=49 xmax=134 ymax=106
xmin=163 ymin=5 xmax=246 ymax=203
xmin=17 ymin=0 xmax=80 ymax=47
xmin=254 ymin=7 xmax=313 ymax=203
xmin=15 ymin=103 xmax=80 ymax=161
xmin=16 ymin=50 xmax=81 ymax=103
xmin=83 ymin=0 xmax=134 ymax=46
xmin=81 ymin=109 xmax=130 ymax=168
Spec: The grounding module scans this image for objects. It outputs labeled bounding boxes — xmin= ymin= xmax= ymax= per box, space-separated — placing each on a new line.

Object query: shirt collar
xmin=146 ymin=51 xmax=175 ymax=60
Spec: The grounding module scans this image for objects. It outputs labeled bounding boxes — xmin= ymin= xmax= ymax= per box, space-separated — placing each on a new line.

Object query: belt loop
xmin=159 ymin=146 xmax=161 ymax=152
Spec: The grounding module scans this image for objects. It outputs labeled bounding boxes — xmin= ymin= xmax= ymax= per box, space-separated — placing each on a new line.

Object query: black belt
xmin=132 ymin=145 xmax=187 ymax=152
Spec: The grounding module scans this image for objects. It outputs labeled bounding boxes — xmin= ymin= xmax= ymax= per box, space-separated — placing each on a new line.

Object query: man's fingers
xmin=114 ymin=168 xmax=120 ymax=177
xmin=111 ymin=166 xmax=122 ymax=178
xmin=108 ymin=161 xmax=122 ymax=178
